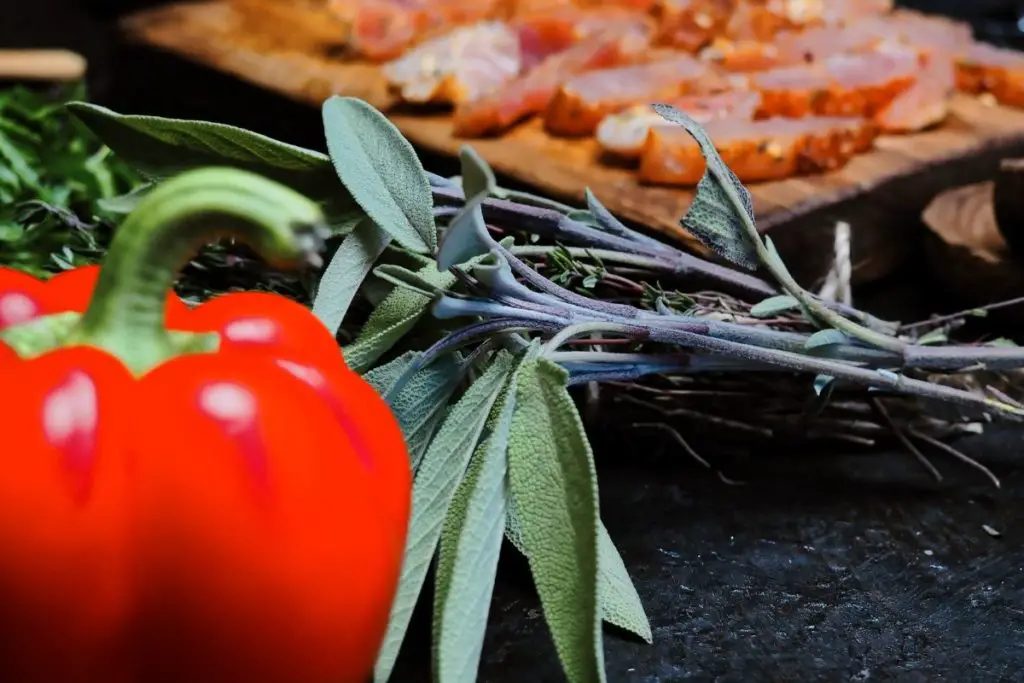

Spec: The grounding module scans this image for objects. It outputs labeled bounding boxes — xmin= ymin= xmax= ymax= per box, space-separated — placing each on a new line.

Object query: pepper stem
xmin=65 ymin=167 xmax=328 ymax=374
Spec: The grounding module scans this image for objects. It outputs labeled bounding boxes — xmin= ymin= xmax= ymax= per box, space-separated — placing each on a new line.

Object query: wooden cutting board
xmin=119 ymin=0 xmax=1024 ymax=285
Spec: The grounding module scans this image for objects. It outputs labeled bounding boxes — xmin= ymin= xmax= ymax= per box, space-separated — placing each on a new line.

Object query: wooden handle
xmin=0 ymin=50 xmax=87 ymax=82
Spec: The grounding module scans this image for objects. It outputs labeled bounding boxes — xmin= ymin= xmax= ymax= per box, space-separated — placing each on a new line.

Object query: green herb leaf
xmin=321 ymin=96 xmax=435 ymax=254
xmin=437 ymin=147 xmax=498 ymax=270
xmin=373 ymin=264 xmax=449 ymax=298
xmin=433 ymin=366 xmax=520 ymax=683
xmin=312 ymin=218 xmax=392 ymax=335
xmin=596 ymin=524 xmax=652 ymax=644
xmin=565 ymin=209 xmax=601 ymax=227
xmin=750 ymin=295 xmax=800 ymax=318
xmin=363 ymin=351 xmax=422 ymax=396
xmin=915 ymin=328 xmax=948 ymax=346
xmin=805 ymin=329 xmax=850 ymax=350
xmin=651 ymin=104 xmax=758 ymax=270
xmin=68 ymin=102 xmax=360 ymax=223
xmin=0 ymin=87 xmax=142 ymax=277
xmin=505 ymin=503 xmax=651 ymax=643
xmin=987 ymin=337 xmax=1018 ymax=348
xmin=812 ymin=374 xmax=836 ymax=397
xmin=507 ymin=357 xmax=606 ymax=683
xmin=374 ymin=351 xmax=518 ymax=683
xmin=459 ymin=145 xmax=497 ymax=198
xmin=95 ymin=184 xmax=153 ymax=216
xmin=366 ymin=351 xmax=465 ymax=469
xmin=343 ymin=260 xmax=457 ymax=373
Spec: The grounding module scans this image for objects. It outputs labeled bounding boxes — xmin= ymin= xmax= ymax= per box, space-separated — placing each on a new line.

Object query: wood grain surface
xmin=120 ymin=0 xmax=1024 ymax=285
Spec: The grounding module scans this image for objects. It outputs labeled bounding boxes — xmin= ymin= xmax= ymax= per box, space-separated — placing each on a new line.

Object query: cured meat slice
xmin=874 ymin=52 xmax=955 ymax=133
xmin=883 ymin=9 xmax=973 ymax=55
xmin=638 ymin=116 xmax=877 ymax=185
xmin=751 ymin=47 xmax=918 ymax=118
xmin=699 ymin=38 xmax=785 ymax=72
xmin=956 ymin=42 xmax=1024 ymax=109
xmin=452 ymin=24 xmax=653 ymax=137
xmin=725 ymin=0 xmax=822 ymax=42
xmin=544 ymin=56 xmax=728 ymax=136
xmin=596 ymin=91 xmax=762 ymax=158
xmin=725 ymin=0 xmax=892 ymax=42
xmin=576 ymin=0 xmax=661 ymax=10
xmin=698 ymin=22 xmax=882 ymax=74
xmin=512 ymin=8 xmax=656 ymax=70
xmin=705 ymin=10 xmax=959 ymax=74
xmin=345 ymin=0 xmax=512 ymax=62
xmin=383 ymin=22 xmax=523 ymax=105
xmin=651 ymin=0 xmax=736 ymax=53
xmin=819 ymin=0 xmax=893 ymax=25
xmin=776 ymin=21 xmax=886 ymax=62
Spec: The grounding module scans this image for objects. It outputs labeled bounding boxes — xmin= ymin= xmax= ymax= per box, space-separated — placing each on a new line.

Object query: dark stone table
xmin=8 ymin=2 xmax=1024 ymax=680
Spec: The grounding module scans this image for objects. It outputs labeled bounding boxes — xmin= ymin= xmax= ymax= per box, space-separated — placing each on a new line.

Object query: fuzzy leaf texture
xmin=66 ymin=102 xmax=359 ymax=224
xmin=432 ymin=367 xmax=521 ymax=683
xmin=372 ymin=264 xmax=448 ymax=298
xmin=321 ymin=96 xmax=436 ymax=254
xmin=342 ymin=261 xmax=458 ymax=373
xmin=374 ymin=351 xmax=518 ymax=683
xmin=651 ymin=104 xmax=758 ymax=270
xmin=312 ymin=218 xmax=392 ymax=334
xmin=505 ymin=501 xmax=651 ymax=643
xmin=364 ymin=352 xmax=464 ymax=469
xmin=507 ymin=358 xmax=606 ymax=683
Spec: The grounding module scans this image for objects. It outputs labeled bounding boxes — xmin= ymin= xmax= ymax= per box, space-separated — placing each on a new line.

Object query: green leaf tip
xmin=321 ymin=96 xmax=436 ymax=254
xmin=651 ymin=103 xmax=759 ymax=271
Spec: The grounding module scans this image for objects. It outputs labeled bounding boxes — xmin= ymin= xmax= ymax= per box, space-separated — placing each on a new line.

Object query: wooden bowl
xmin=922 ymin=161 xmax=1024 ymax=321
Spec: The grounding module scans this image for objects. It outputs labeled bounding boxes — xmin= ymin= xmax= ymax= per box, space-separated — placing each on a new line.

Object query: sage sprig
xmin=70 ymin=97 xmax=1024 ymax=683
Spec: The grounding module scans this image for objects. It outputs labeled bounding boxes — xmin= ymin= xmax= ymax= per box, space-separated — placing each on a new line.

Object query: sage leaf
xmin=437 ymin=147 xmax=498 ymax=270
xmin=433 ymin=368 xmax=520 ymax=683
xmin=505 ymin=503 xmax=651 ymax=643
xmin=916 ymin=328 xmax=948 ymax=346
xmin=312 ymin=218 xmax=392 ymax=335
xmin=583 ymin=188 xmax=664 ymax=252
xmin=596 ymin=525 xmax=651 ymax=644
xmin=813 ymin=374 xmax=836 ymax=397
xmin=987 ymin=337 xmax=1018 ymax=348
xmin=459 ymin=145 xmax=497 ymax=198
xmin=67 ymin=102 xmax=359 ymax=223
xmin=584 ymin=189 xmax=629 ymax=237
xmin=652 ymin=103 xmax=758 ymax=270
xmin=398 ymin=365 xmax=463 ymax=470
xmin=373 ymin=264 xmax=449 ymax=298
xmin=374 ymin=351 xmax=518 ymax=683
xmin=366 ymin=351 xmax=464 ymax=470
xmin=363 ymin=351 xmax=422 ymax=396
xmin=507 ymin=357 xmax=605 ymax=683
xmin=750 ymin=295 xmax=800 ymax=318
xmin=343 ymin=261 xmax=457 ymax=373
xmin=321 ymin=96 xmax=435 ymax=254
xmin=566 ymin=209 xmax=601 ymax=227
xmin=805 ymin=329 xmax=849 ymax=350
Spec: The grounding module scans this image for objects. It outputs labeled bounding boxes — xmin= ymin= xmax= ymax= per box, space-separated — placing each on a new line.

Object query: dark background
xmin=6 ymin=2 xmax=1024 ymax=681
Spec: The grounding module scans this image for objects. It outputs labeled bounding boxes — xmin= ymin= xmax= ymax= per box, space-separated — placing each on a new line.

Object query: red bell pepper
xmin=0 ymin=167 xmax=412 ymax=683
xmin=0 ymin=265 xmax=190 ymax=332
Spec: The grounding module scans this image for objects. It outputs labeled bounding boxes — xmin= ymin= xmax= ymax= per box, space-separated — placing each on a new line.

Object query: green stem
xmin=65 ymin=167 xmax=327 ymax=373
xmin=510 ymin=245 xmax=672 ymax=270
xmin=716 ymin=169 xmax=905 ymax=353
xmin=541 ymin=322 xmax=636 ymax=355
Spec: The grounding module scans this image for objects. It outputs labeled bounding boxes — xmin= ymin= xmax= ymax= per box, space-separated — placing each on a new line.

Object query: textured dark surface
xmin=8 ymin=2 xmax=1024 ymax=681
